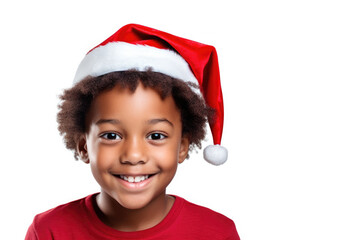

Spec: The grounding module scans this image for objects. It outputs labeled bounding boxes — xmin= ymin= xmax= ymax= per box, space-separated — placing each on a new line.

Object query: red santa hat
xmin=74 ymin=24 xmax=227 ymax=165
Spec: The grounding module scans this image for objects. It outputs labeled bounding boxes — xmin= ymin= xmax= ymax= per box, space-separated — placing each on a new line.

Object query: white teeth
xmin=134 ymin=176 xmax=142 ymax=183
xmin=119 ymin=175 xmax=149 ymax=183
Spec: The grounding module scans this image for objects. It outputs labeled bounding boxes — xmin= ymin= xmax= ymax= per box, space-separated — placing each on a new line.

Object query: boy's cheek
xmin=89 ymin=147 xmax=117 ymax=168
xmin=86 ymin=133 xmax=103 ymax=159
xmin=151 ymin=148 xmax=180 ymax=168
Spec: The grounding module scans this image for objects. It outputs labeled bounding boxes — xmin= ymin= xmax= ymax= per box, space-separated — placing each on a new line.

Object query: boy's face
xmin=78 ymin=83 xmax=189 ymax=210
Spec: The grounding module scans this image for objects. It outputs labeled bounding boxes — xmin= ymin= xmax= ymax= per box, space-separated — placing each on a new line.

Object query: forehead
xmin=86 ymin=83 xmax=181 ymax=126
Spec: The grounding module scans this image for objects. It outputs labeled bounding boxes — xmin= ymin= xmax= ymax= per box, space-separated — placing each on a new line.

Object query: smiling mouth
xmin=112 ymin=174 xmax=155 ymax=183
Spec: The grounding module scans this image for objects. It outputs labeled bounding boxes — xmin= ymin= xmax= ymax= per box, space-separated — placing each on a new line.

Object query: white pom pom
xmin=203 ymin=145 xmax=228 ymax=166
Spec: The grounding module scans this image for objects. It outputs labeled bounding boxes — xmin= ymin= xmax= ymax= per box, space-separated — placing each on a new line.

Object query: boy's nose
xmin=120 ymin=137 xmax=147 ymax=165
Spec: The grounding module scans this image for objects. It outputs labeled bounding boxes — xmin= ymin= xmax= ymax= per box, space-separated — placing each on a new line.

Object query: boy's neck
xmin=94 ymin=191 xmax=175 ymax=232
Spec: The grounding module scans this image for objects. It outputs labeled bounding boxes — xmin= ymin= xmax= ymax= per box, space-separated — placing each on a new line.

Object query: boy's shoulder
xmin=33 ymin=195 xmax=89 ymax=224
xmin=26 ymin=195 xmax=93 ymax=239
xmin=180 ymin=196 xmax=233 ymax=220
xmin=174 ymin=196 xmax=239 ymax=239
xmin=31 ymin=195 xmax=92 ymax=231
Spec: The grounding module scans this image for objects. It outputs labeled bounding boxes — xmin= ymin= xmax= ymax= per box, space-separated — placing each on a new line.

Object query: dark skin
xmin=94 ymin=191 xmax=175 ymax=231
xmin=77 ymin=83 xmax=189 ymax=231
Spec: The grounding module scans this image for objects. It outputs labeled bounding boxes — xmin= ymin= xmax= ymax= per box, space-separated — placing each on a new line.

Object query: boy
xmin=26 ymin=24 xmax=240 ymax=239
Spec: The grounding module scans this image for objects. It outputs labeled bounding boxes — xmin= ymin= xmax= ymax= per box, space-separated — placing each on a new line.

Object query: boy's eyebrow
xmin=95 ymin=119 xmax=121 ymax=125
xmin=95 ymin=118 xmax=173 ymax=127
xmin=147 ymin=118 xmax=174 ymax=127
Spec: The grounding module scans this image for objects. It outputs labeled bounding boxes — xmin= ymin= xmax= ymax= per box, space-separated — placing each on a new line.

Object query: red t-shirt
xmin=26 ymin=194 xmax=240 ymax=240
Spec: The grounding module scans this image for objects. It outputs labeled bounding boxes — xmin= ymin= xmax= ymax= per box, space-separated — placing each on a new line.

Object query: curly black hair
xmin=57 ymin=70 xmax=213 ymax=160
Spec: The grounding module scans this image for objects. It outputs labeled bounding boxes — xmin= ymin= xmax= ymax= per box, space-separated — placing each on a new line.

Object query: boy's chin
xmin=107 ymin=191 xmax=166 ymax=210
xmin=117 ymin=195 xmax=153 ymax=210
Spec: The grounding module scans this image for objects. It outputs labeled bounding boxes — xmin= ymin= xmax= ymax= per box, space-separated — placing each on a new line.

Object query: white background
xmin=1 ymin=0 xmax=359 ymax=239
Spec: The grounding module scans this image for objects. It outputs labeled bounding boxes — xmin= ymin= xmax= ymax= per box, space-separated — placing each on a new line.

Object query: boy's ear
xmin=178 ymin=136 xmax=190 ymax=164
xmin=76 ymin=135 xmax=89 ymax=164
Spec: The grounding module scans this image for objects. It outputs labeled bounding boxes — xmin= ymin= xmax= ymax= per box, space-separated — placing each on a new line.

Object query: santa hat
xmin=74 ymin=24 xmax=227 ymax=165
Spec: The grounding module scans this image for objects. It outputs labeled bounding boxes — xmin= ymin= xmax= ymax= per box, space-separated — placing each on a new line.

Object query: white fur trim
xmin=73 ymin=42 xmax=200 ymax=94
xmin=203 ymin=144 xmax=228 ymax=166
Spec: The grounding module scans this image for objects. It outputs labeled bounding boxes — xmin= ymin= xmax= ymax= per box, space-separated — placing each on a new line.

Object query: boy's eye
xmin=147 ymin=133 xmax=166 ymax=140
xmin=100 ymin=133 xmax=121 ymax=140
